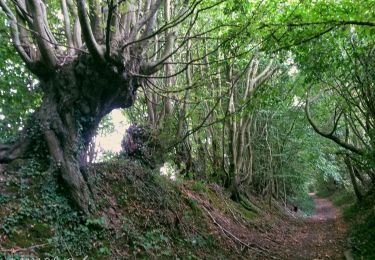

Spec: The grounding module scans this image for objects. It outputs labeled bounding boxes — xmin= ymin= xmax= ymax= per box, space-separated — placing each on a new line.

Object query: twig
xmin=0 ymin=243 xmax=48 ymax=253
xmin=223 ymin=200 xmax=241 ymax=224
xmin=201 ymin=205 xmax=270 ymax=255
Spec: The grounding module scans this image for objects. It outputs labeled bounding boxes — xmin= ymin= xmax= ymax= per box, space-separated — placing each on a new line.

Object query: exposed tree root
xmin=0 ymin=138 xmax=32 ymax=163
xmin=238 ymin=194 xmax=261 ymax=214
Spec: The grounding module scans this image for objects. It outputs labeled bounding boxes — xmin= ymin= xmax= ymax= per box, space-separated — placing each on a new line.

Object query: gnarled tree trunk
xmin=0 ymin=0 xmax=193 ymax=213
xmin=1 ymin=54 xmax=141 ymax=212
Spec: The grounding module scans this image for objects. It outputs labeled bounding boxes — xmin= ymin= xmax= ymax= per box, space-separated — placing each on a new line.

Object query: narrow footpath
xmin=288 ymin=193 xmax=347 ymax=259
xmin=185 ymin=186 xmax=349 ymax=259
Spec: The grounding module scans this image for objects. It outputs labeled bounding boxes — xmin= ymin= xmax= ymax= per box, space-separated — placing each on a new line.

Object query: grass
xmin=315 ymin=189 xmax=332 ymax=198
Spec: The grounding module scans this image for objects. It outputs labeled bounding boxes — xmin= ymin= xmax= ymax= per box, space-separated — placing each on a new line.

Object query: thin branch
xmin=105 ymin=0 xmax=114 ymax=61
xmin=66 ymin=0 xmax=82 ymax=48
xmin=142 ymin=31 xmax=176 ymax=74
xmin=201 ymin=205 xmax=270 ymax=256
xmin=128 ymin=0 xmax=163 ymax=42
xmin=271 ymin=26 xmax=335 ymax=53
xmin=260 ymin=20 xmax=375 ymax=29
xmin=0 ymin=0 xmax=33 ymax=65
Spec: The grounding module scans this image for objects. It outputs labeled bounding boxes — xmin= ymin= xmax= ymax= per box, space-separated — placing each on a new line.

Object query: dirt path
xmin=287 ymin=193 xmax=347 ymax=259
xmin=184 ymin=186 xmax=348 ymax=259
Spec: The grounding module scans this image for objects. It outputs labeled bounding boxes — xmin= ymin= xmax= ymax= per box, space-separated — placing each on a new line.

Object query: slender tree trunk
xmin=345 ymin=156 xmax=363 ymax=201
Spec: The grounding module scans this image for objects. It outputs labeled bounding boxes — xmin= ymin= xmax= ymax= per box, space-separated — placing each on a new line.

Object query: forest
xmin=0 ymin=0 xmax=374 ymax=259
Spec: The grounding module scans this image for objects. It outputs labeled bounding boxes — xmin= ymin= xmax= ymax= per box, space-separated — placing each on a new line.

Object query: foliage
xmin=0 ymin=14 xmax=41 ymax=140
xmin=0 ymin=158 xmax=237 ymax=258
xmin=0 ymin=0 xmax=374 ymax=257
xmin=341 ymin=190 xmax=375 ymax=259
xmin=0 ymin=159 xmax=110 ymax=258
xmin=287 ymin=194 xmax=315 ymax=216
xmin=121 ymin=124 xmax=162 ymax=168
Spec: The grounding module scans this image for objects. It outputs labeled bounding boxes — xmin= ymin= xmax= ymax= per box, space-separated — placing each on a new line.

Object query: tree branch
xmin=141 ymin=31 xmax=176 ymax=74
xmin=66 ymin=0 xmax=82 ymax=48
xmin=88 ymin=0 xmax=102 ymax=40
xmin=260 ymin=20 xmax=375 ymax=29
xmin=105 ymin=0 xmax=114 ymax=60
xmin=77 ymin=0 xmax=105 ymax=63
xmin=12 ymin=0 xmax=33 ymax=25
xmin=128 ymin=0 xmax=163 ymax=42
xmin=305 ymin=95 xmax=364 ymax=155
xmin=28 ymin=0 xmax=57 ymax=68
xmin=0 ymin=0 xmax=33 ymax=65
xmin=0 ymin=136 xmax=32 ymax=163
xmin=60 ymin=0 xmax=74 ymax=51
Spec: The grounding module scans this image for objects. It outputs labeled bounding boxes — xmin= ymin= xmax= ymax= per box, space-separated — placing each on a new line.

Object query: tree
xmin=0 ymin=0 xmax=208 ymax=212
xmin=303 ymin=38 xmax=375 ymax=198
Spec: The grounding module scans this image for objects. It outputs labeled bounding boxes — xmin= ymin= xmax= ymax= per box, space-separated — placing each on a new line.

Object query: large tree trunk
xmin=0 ymin=0 xmax=189 ymax=214
xmin=0 ymin=54 xmax=140 ymax=213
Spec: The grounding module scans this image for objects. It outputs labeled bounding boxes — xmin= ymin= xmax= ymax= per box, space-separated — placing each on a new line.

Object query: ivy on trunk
xmin=0 ymin=0 xmax=194 ymax=212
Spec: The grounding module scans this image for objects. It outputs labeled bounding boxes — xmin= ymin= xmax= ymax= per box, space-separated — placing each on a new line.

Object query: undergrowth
xmin=288 ymin=193 xmax=315 ymax=216
xmin=341 ymin=190 xmax=375 ymax=259
xmin=0 ymin=158 xmax=233 ymax=259
xmin=0 ymin=159 xmax=109 ymax=258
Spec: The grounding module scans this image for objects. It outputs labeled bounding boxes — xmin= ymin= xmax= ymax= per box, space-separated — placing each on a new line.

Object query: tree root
xmin=0 ymin=138 xmax=32 ymax=163
xmin=239 ymin=194 xmax=261 ymax=214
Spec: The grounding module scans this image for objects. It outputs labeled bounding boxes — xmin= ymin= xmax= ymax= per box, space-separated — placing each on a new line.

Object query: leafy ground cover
xmin=0 ymin=158 xmax=369 ymax=259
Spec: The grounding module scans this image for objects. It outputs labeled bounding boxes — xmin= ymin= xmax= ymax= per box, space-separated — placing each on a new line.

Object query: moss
xmin=3 ymin=219 xmax=53 ymax=250
xmin=191 ymin=181 xmax=209 ymax=193
xmin=205 ymin=189 xmax=224 ymax=209
xmin=6 ymin=229 xmax=34 ymax=248
xmin=30 ymin=222 xmax=52 ymax=239
xmin=235 ymin=203 xmax=257 ymax=220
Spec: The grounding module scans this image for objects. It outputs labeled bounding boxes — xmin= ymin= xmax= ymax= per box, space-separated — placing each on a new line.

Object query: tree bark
xmin=0 ymin=53 xmax=140 ymax=213
xmin=345 ymin=156 xmax=363 ymax=201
